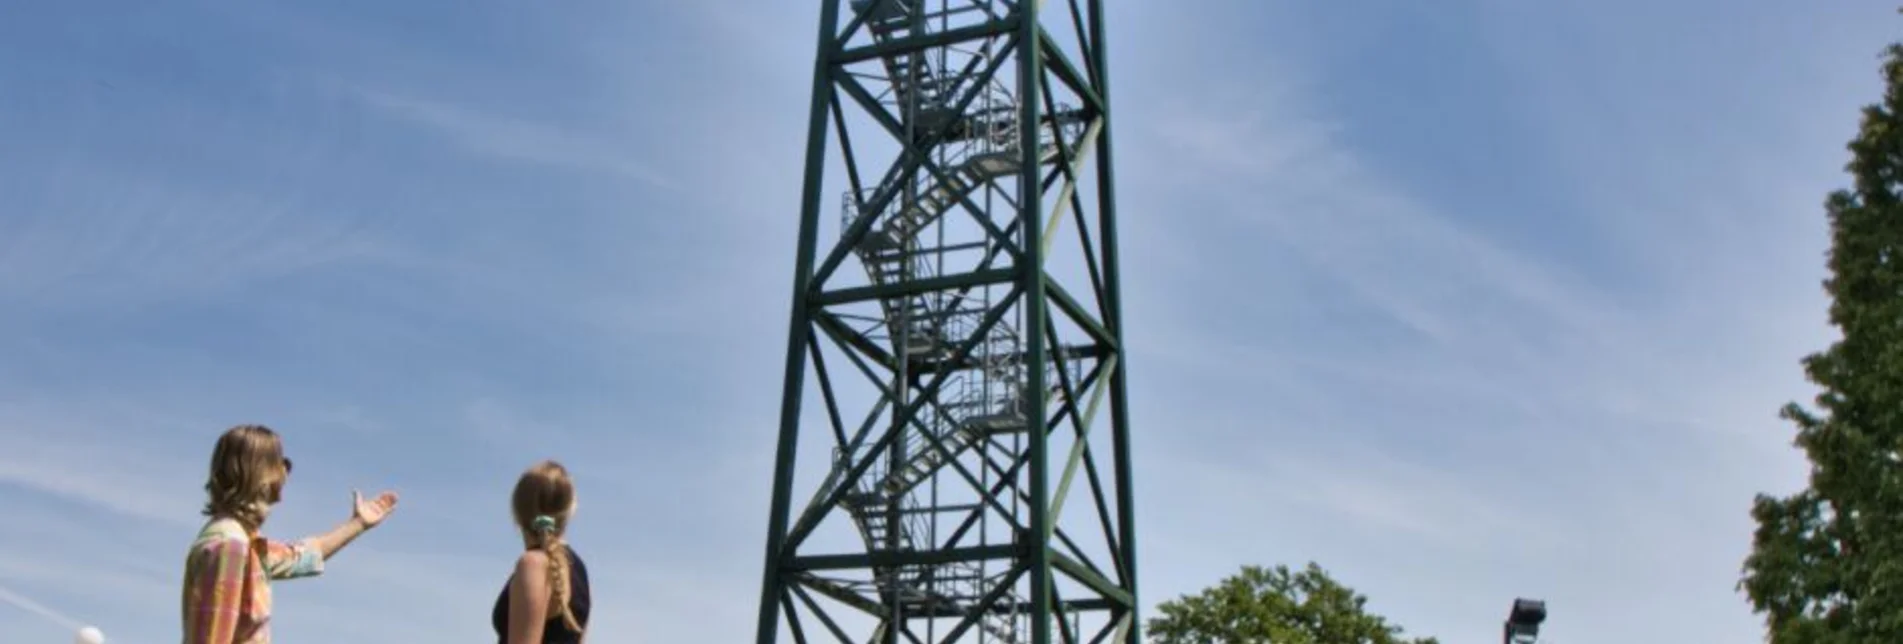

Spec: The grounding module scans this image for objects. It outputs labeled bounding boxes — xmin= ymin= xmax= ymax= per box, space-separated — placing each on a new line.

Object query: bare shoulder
xmin=516 ymin=549 xmax=550 ymax=573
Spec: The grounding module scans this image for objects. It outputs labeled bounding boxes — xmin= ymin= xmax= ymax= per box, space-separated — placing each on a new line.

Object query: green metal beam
xmin=793 ymin=573 xmax=887 ymax=618
xmin=788 ymin=544 xmax=1019 ymax=571
xmin=1052 ymin=549 xmax=1135 ymax=609
xmin=813 ymin=267 xmax=1017 ymax=307
xmin=936 ymin=565 xmax=1032 ymax=642
xmin=755 ymin=3 xmax=842 ymax=642
xmin=998 ymin=598 xmax=1120 ymax=614
xmin=812 ymin=310 xmax=897 ymax=374
xmin=1017 ymin=1 xmax=1056 ymax=643
xmin=1085 ymin=0 xmax=1141 ymax=641
xmin=838 ymin=16 xmax=1019 ymax=65
xmin=1051 ymin=354 xmax=1116 ymax=525
xmin=1046 ymin=278 xmax=1118 ymax=352
xmin=1038 ymin=27 xmax=1107 ymax=117
xmin=806 ymin=328 xmax=851 ymax=449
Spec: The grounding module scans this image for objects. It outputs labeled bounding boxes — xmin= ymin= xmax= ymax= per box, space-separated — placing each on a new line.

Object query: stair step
xmin=879 ymin=421 xmax=993 ymax=495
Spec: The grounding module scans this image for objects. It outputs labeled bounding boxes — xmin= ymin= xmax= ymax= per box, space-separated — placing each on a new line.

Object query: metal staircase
xmin=862 ymin=146 xmax=1062 ymax=253
xmin=853 ymin=0 xmax=975 ymax=134
xmin=837 ymin=349 xmax=1033 ymax=643
xmin=826 ymin=2 xmax=1092 ymax=643
xmin=843 ymin=143 xmax=1060 ymax=359
xmin=762 ymin=2 xmax=1133 ymax=642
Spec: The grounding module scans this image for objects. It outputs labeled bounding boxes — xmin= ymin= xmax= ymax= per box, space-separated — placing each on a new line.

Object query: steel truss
xmin=756 ymin=1 xmax=1136 ymax=643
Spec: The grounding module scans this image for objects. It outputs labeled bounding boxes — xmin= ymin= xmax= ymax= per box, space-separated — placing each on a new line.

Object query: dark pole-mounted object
xmin=1503 ymin=598 xmax=1547 ymax=644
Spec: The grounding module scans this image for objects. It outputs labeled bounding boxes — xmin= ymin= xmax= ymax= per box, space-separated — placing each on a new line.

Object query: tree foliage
xmin=1739 ymin=40 xmax=1903 ymax=644
xmin=1146 ymin=563 xmax=1439 ymax=644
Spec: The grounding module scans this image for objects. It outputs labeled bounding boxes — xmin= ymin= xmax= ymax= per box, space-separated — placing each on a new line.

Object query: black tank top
xmin=492 ymin=548 xmax=591 ymax=643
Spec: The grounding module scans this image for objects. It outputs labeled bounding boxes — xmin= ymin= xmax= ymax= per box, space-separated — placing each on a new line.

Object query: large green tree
xmin=1740 ymin=40 xmax=1903 ymax=644
xmin=1146 ymin=563 xmax=1439 ymax=644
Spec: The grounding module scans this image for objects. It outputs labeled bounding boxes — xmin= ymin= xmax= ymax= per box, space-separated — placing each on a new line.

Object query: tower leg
xmin=753 ymin=3 xmax=843 ymax=643
xmin=1083 ymin=2 xmax=1141 ymax=640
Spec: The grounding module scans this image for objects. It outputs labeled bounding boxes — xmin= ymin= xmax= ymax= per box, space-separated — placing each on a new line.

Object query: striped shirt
xmin=180 ymin=517 xmax=325 ymax=644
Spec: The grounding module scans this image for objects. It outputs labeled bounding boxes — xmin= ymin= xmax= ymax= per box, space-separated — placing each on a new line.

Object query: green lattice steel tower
xmin=755 ymin=1 xmax=1136 ymax=643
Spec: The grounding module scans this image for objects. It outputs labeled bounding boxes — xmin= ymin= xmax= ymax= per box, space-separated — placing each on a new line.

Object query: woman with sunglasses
xmin=181 ymin=424 xmax=400 ymax=644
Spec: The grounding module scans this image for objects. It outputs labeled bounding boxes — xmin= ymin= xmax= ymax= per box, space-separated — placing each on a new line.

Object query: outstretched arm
xmin=259 ymin=537 xmax=326 ymax=581
xmin=309 ymin=515 xmax=370 ymax=560
xmin=262 ymin=490 xmax=398 ymax=579
xmin=314 ymin=489 xmax=398 ymax=559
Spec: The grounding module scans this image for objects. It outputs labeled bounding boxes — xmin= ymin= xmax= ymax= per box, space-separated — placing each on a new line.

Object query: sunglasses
xmin=263 ymin=456 xmax=294 ymax=504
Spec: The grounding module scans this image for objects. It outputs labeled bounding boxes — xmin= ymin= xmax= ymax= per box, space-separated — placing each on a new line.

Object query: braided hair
xmin=513 ymin=460 xmax=583 ymax=633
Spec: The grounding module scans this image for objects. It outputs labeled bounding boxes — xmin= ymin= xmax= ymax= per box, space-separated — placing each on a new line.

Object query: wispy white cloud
xmin=1148 ymin=90 xmax=1620 ymax=356
xmin=0 ymin=404 xmax=204 ymax=528
xmin=0 ymin=178 xmax=395 ymax=310
xmin=0 ymin=552 xmax=172 ymax=619
xmin=0 ymin=582 xmax=83 ymax=632
xmin=0 ymin=456 xmax=192 ymax=529
xmin=348 ymin=88 xmax=676 ymax=190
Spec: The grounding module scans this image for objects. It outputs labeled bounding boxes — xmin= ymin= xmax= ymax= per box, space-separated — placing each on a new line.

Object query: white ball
xmin=75 ymin=626 xmax=104 ymax=644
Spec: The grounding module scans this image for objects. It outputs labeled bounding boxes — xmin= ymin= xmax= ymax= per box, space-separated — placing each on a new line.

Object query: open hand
xmin=352 ymin=489 xmax=399 ymax=528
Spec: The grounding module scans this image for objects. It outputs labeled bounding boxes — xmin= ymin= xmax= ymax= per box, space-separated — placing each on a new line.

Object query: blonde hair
xmin=201 ymin=424 xmax=291 ymax=530
xmin=513 ymin=460 xmax=582 ymax=633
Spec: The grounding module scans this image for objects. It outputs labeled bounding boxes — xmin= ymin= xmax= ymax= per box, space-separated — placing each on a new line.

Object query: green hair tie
xmin=531 ymin=515 xmax=558 ymax=534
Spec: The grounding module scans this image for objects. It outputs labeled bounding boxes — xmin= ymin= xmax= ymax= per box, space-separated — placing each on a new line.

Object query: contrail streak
xmin=0 ymin=580 xmax=81 ymax=631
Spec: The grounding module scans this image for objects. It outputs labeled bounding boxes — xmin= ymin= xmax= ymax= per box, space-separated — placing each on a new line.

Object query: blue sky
xmin=0 ymin=1 xmax=1894 ymax=642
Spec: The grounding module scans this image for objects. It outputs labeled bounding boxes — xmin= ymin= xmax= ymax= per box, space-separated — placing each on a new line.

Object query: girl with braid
xmin=494 ymin=460 xmax=593 ymax=644
xmin=181 ymin=424 xmax=400 ymax=644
